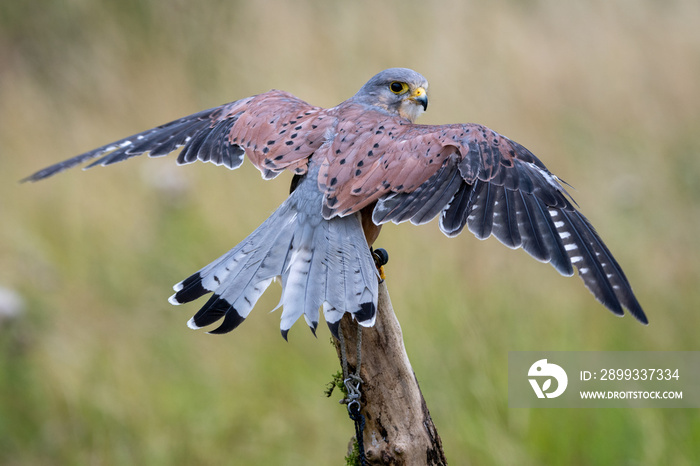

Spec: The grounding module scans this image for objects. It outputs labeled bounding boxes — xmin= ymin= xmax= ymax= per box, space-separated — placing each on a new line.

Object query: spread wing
xmin=23 ymin=90 xmax=333 ymax=182
xmin=320 ymin=107 xmax=647 ymax=324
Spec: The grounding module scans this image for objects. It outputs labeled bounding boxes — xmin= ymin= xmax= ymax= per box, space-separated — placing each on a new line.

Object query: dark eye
xmin=389 ymin=81 xmax=408 ymax=94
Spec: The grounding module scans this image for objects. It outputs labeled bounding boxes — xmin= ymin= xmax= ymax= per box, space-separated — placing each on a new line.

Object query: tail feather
xmin=170 ymin=184 xmax=379 ymax=338
xmin=169 ymin=201 xmax=296 ymax=308
xmin=279 ymin=221 xmax=326 ymax=335
xmin=325 ymin=217 xmax=378 ymax=327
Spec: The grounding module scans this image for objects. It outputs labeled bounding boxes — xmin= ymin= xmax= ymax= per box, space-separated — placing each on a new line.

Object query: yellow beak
xmin=410 ymin=87 xmax=428 ymax=110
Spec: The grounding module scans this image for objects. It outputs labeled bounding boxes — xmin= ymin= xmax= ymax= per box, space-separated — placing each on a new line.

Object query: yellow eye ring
xmin=389 ymin=81 xmax=408 ymax=94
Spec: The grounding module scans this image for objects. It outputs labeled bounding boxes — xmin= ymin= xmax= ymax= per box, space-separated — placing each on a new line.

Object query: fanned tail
xmin=169 ymin=183 xmax=378 ymax=339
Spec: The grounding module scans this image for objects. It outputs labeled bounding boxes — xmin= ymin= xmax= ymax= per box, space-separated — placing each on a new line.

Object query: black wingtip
xmin=21 ymin=167 xmax=62 ymax=183
xmin=627 ymin=302 xmax=649 ymax=325
xmin=281 ymin=328 xmax=290 ymax=341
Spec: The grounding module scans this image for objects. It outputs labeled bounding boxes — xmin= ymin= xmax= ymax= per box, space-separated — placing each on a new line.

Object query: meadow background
xmin=2 ymin=0 xmax=699 ymax=464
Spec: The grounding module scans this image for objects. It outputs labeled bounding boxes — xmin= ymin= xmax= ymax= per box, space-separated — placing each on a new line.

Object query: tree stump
xmin=333 ymin=280 xmax=447 ymax=465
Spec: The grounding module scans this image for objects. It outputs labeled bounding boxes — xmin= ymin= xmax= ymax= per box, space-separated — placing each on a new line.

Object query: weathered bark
xmin=334 ymin=280 xmax=447 ymax=465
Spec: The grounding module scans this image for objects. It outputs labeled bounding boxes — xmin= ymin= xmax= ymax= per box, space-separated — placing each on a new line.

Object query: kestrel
xmin=24 ymin=68 xmax=647 ymax=338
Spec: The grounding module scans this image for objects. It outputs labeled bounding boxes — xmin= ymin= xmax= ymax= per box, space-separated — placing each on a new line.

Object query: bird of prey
xmin=24 ymin=68 xmax=647 ymax=338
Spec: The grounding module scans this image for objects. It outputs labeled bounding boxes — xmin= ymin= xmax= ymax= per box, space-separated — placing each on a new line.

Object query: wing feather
xmin=372 ymin=156 xmax=462 ymax=225
xmin=319 ymin=105 xmax=644 ymax=322
xmin=23 ymin=90 xmax=331 ymax=182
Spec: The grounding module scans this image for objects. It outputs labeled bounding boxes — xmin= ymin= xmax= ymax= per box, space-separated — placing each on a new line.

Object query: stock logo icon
xmin=528 ymin=359 xmax=568 ymax=399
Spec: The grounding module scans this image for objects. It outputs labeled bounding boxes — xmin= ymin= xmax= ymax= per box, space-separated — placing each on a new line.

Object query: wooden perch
xmin=333 ymin=280 xmax=447 ymax=465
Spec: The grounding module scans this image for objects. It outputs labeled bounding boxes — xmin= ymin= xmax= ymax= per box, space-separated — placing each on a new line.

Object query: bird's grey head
xmin=351 ymin=68 xmax=429 ymax=123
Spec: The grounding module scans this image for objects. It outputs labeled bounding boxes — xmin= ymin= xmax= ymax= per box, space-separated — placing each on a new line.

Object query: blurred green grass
xmin=2 ymin=0 xmax=700 ymax=464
